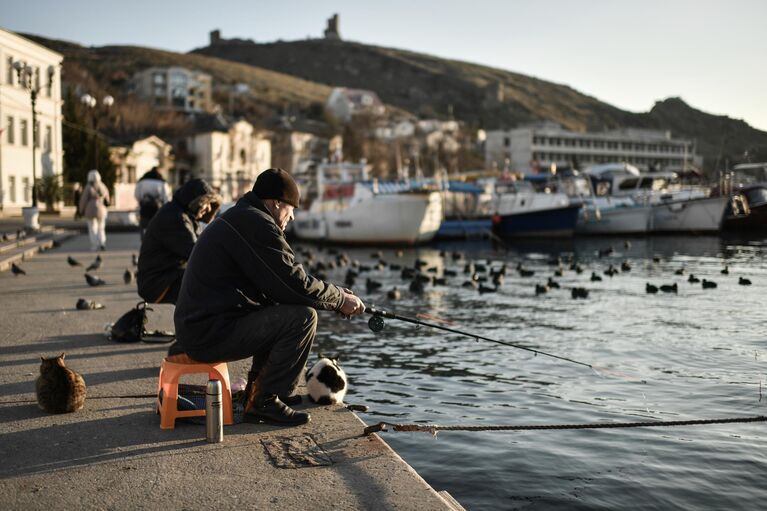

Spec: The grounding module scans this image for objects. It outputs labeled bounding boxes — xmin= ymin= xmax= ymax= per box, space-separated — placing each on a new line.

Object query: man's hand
xmin=338 ymin=291 xmax=365 ymax=318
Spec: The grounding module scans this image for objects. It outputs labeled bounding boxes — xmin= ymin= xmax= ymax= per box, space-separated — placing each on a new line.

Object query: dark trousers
xmin=186 ymin=305 xmax=318 ymax=397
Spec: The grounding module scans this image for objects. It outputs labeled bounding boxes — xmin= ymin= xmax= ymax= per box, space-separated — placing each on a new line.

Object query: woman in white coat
xmin=78 ymin=169 xmax=110 ymax=251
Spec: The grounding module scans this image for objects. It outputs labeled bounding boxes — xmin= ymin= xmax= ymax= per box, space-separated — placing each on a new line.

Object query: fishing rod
xmin=365 ymin=306 xmax=595 ymax=370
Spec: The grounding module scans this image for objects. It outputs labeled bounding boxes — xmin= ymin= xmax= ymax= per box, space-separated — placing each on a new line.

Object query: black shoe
xmin=245 ymin=395 xmax=310 ymax=426
xmin=279 ymin=394 xmax=302 ymax=407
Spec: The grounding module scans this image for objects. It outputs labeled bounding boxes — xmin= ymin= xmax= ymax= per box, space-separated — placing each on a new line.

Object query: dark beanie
xmin=252 ymin=168 xmax=300 ymax=208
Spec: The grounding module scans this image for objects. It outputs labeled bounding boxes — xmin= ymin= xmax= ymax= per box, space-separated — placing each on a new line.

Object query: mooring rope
xmin=363 ymin=416 xmax=767 ymax=436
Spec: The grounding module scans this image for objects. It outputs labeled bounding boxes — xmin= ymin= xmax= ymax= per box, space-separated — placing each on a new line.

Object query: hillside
xmin=193 ymin=38 xmax=767 ymax=170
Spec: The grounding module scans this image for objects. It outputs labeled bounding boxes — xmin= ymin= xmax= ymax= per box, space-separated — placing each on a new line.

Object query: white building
xmin=486 ymin=123 xmax=702 ymax=174
xmin=129 ymin=66 xmax=213 ymax=113
xmin=109 ymin=135 xmax=175 ymax=210
xmin=184 ymin=120 xmax=271 ymax=202
xmin=0 ymin=28 xmax=63 ymax=212
xmin=325 ymin=87 xmax=385 ymax=123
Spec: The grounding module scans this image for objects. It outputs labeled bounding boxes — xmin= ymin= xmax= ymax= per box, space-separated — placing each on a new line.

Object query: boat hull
xmin=435 ymin=217 xmax=492 ymax=240
xmin=492 ymin=205 xmax=581 ymax=238
xmin=651 ymin=196 xmax=728 ymax=233
xmin=722 ymin=204 xmax=767 ymax=232
xmin=576 ymin=204 xmax=652 ymax=234
xmin=294 ymin=192 xmax=443 ymax=244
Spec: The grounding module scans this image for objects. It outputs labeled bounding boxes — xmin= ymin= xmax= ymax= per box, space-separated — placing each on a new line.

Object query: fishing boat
xmin=556 ymin=171 xmax=653 ymax=234
xmin=491 ymin=179 xmax=581 ymax=238
xmin=585 ymin=163 xmax=726 ymax=233
xmin=292 ymin=161 xmax=443 ymax=245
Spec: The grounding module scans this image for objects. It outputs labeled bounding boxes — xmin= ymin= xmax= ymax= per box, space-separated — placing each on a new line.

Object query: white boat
xmin=584 ymin=163 xmax=726 ymax=232
xmin=556 ymin=172 xmax=652 ymax=234
xmin=292 ymin=161 xmax=443 ymax=244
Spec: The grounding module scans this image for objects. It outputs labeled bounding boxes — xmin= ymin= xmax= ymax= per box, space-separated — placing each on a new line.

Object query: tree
xmin=62 ymin=88 xmax=115 ymax=189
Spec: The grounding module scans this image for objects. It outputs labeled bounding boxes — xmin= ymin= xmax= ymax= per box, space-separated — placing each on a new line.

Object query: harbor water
xmin=308 ymin=235 xmax=767 ymax=510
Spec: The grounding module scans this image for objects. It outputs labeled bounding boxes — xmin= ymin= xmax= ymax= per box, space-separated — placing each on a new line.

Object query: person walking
xmin=78 ymin=169 xmax=110 ymax=251
xmin=134 ymin=167 xmax=171 ymax=241
xmin=174 ymin=168 xmax=365 ymax=426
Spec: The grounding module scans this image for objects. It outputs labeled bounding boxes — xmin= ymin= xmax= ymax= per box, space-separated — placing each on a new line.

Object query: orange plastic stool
xmin=156 ymin=354 xmax=235 ymax=430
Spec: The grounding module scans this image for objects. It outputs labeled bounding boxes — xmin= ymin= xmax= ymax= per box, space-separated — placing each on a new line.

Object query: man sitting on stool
xmin=137 ymin=178 xmax=221 ymax=305
xmin=174 ymin=169 xmax=365 ymax=426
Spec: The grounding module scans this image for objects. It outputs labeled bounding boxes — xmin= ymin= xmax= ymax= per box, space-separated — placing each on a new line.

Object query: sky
xmin=4 ymin=0 xmax=766 ymax=131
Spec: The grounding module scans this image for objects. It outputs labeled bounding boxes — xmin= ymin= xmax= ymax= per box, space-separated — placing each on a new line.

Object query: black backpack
xmin=139 ymin=195 xmax=163 ymax=221
xmin=110 ymin=301 xmax=174 ymax=343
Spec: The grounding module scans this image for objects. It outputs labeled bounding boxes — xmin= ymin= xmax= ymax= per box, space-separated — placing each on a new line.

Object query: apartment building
xmin=130 ymin=66 xmax=213 ymax=113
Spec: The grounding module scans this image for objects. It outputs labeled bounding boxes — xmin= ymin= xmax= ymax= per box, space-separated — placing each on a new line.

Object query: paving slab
xmin=0 ymin=233 xmax=457 ymax=510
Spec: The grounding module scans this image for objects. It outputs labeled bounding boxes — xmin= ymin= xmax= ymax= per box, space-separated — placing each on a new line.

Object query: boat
xmin=491 ymin=179 xmax=581 ymax=238
xmin=584 ymin=163 xmax=726 ymax=233
xmin=555 ymin=171 xmax=653 ymax=234
xmin=292 ymin=161 xmax=443 ymax=245
xmin=722 ymin=184 xmax=767 ymax=233
xmin=435 ymin=180 xmax=494 ymax=240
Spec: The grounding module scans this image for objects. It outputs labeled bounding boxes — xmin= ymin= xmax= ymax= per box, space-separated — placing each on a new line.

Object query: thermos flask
xmin=205 ymin=379 xmax=223 ymax=443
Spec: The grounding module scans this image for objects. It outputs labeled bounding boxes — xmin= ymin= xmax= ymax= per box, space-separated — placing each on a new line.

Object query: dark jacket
xmin=137 ymin=179 xmax=212 ymax=302
xmin=173 ymin=191 xmax=343 ymax=352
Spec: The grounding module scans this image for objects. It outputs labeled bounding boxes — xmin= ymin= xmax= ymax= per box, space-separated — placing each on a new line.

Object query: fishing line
xmin=365 ymin=306 xmax=613 ymax=374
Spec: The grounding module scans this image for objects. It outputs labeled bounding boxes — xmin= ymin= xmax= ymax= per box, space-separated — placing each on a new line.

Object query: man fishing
xmin=174 ymin=168 xmax=365 ymax=425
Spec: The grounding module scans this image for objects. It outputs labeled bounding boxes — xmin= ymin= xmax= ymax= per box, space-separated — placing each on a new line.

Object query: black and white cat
xmin=306 ymin=357 xmax=347 ymax=405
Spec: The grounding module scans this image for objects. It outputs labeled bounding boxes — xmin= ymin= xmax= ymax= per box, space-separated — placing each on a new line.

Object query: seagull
xmin=67 ymin=256 xmax=82 ymax=267
xmin=86 ymin=255 xmax=102 ymax=272
xmin=85 ymin=273 xmax=106 ymax=286
xmin=11 ymin=263 xmax=26 ymax=276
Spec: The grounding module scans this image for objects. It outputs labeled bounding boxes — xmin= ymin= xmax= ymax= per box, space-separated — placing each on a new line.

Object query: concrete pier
xmin=0 ymin=233 xmax=460 ymax=510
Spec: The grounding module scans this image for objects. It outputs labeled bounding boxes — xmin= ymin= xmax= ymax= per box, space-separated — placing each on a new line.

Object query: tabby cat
xmin=36 ymin=353 xmax=86 ymax=414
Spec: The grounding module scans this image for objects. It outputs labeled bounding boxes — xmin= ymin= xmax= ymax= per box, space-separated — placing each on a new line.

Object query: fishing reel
xmin=368 ymin=314 xmax=385 ymax=333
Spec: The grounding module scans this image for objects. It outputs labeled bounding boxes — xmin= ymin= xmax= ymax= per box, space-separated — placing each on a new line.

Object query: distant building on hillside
xmin=485 ymin=123 xmax=702 ymax=174
xmin=129 ymin=67 xmax=213 ymax=113
xmin=109 ymin=135 xmax=174 ymax=210
xmin=0 ymin=28 xmax=64 ymax=212
xmin=180 ymin=119 xmax=271 ymax=202
xmin=325 ymin=87 xmax=385 ymax=123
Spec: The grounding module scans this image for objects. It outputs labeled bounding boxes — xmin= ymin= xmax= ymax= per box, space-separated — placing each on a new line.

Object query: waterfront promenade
xmin=0 ymin=232 xmax=458 ymax=510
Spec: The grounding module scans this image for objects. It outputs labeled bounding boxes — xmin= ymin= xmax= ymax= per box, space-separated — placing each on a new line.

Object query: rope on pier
xmin=363 ymin=415 xmax=767 ymax=436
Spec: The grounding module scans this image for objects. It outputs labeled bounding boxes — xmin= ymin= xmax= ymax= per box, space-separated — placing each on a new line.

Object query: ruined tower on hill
xmin=324 ymin=14 xmax=341 ymax=40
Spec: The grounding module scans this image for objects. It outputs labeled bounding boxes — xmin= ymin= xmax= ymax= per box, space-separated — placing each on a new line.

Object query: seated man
xmin=174 ymin=168 xmax=365 ymax=425
xmin=137 ymin=178 xmax=221 ymax=305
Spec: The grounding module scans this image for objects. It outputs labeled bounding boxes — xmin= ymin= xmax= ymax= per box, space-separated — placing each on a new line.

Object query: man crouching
xmin=173 ymin=168 xmax=364 ymax=425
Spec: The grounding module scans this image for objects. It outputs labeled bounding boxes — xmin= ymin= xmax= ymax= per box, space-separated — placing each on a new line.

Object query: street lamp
xmin=80 ymin=93 xmax=114 ymax=168
xmin=13 ymin=60 xmax=54 ymax=212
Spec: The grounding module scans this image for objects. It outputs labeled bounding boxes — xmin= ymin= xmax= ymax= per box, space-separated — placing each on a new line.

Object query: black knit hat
xmin=252 ymin=168 xmax=300 ymax=208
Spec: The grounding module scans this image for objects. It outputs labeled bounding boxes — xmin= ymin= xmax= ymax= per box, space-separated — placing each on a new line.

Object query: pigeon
xmin=85 ymin=273 xmax=106 ymax=286
xmin=739 ymin=277 xmax=752 ymax=286
xmin=11 ymin=263 xmax=26 ymax=276
xmin=67 ymin=256 xmax=82 ymax=267
xmin=660 ymin=283 xmax=678 ymax=293
xmin=123 ymin=269 xmax=134 ymax=284
xmin=76 ymin=298 xmax=105 ymax=310
xmin=702 ymin=279 xmax=718 ymax=289
xmin=571 ymin=287 xmax=589 ymax=299
xmin=590 ymin=272 xmax=602 ymax=282
xmin=688 ymin=274 xmax=700 ymax=283
xmin=86 ymin=255 xmax=102 ymax=272
xmin=646 ymin=283 xmax=659 ymax=294
xmin=387 ymin=287 xmax=401 ymax=300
